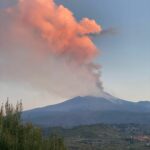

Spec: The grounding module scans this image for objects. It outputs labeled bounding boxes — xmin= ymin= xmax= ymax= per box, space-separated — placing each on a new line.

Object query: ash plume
xmin=0 ymin=0 xmax=104 ymax=102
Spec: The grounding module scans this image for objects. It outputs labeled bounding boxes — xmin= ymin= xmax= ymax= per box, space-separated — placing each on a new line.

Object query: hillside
xmin=44 ymin=124 xmax=150 ymax=150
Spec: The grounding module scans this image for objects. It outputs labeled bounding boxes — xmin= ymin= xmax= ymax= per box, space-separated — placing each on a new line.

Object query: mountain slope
xmin=22 ymin=96 xmax=150 ymax=127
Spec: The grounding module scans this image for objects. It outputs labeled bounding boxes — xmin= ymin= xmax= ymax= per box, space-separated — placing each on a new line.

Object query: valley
xmin=44 ymin=124 xmax=150 ymax=150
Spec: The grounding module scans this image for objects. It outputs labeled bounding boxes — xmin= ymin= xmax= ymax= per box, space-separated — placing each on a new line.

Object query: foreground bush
xmin=0 ymin=100 xmax=67 ymax=150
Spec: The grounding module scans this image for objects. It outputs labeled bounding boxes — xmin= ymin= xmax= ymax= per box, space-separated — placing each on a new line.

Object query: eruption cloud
xmin=0 ymin=0 xmax=104 ymax=102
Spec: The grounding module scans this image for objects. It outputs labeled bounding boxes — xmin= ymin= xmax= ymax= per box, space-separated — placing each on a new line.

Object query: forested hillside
xmin=45 ymin=124 xmax=150 ymax=150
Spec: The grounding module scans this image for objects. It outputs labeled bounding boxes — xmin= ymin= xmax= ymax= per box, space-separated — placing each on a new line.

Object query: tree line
xmin=0 ymin=100 xmax=67 ymax=150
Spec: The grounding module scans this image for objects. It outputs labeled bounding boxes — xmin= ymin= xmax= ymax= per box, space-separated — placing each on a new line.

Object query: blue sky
xmin=0 ymin=0 xmax=150 ymax=109
xmin=56 ymin=0 xmax=150 ymax=101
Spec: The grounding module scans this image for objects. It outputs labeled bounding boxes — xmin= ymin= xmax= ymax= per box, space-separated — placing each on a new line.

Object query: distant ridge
xmin=22 ymin=94 xmax=150 ymax=127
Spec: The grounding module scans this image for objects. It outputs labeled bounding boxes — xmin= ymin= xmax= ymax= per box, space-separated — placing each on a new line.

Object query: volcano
xmin=23 ymin=94 xmax=150 ymax=127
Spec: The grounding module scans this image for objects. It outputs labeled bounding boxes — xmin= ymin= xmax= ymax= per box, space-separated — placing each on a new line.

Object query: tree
xmin=0 ymin=100 xmax=67 ymax=150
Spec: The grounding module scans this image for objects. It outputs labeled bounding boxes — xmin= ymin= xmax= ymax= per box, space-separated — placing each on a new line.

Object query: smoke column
xmin=0 ymin=0 xmax=104 ymax=105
